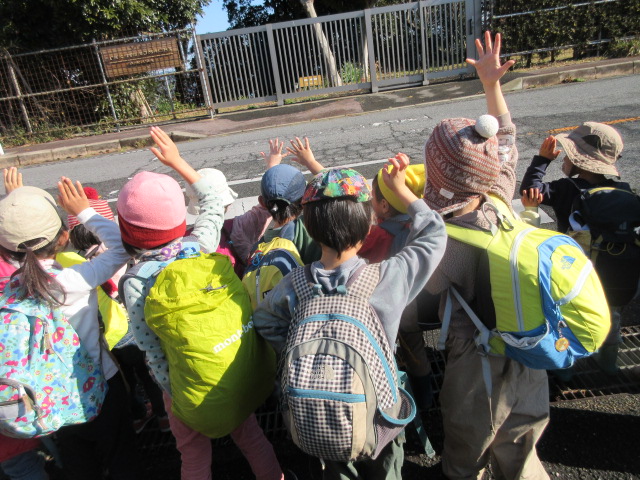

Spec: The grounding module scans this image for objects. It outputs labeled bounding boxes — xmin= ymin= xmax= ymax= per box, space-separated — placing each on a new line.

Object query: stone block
xmin=0 ymin=154 xmax=19 ymax=168
xmin=18 ymin=150 xmax=53 ymax=166
xmin=84 ymin=140 xmax=121 ymax=156
xmin=51 ymin=145 xmax=87 ymax=160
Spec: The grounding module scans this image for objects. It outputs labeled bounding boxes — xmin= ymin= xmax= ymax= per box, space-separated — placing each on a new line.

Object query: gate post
xmin=419 ymin=1 xmax=429 ymax=86
xmin=193 ymin=27 xmax=216 ymax=118
xmin=467 ymin=0 xmax=482 ymax=73
xmin=265 ymin=24 xmax=284 ymax=106
xmin=364 ymin=9 xmax=378 ymax=93
xmin=92 ymin=40 xmax=120 ymax=132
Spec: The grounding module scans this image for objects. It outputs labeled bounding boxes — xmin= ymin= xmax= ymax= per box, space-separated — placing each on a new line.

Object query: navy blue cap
xmin=260 ymin=164 xmax=306 ymax=204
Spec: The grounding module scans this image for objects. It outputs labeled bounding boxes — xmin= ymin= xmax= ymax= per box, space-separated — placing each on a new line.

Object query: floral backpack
xmin=0 ymin=270 xmax=106 ymax=438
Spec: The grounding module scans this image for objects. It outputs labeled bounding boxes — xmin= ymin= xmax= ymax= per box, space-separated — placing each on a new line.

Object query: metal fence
xmin=0 ymin=27 xmax=210 ymax=146
xmin=198 ymin=0 xmax=477 ymax=110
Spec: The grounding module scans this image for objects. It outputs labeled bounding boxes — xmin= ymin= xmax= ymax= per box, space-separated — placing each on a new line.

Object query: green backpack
xmin=441 ymin=195 xmax=610 ymax=371
xmin=127 ymin=243 xmax=276 ymax=438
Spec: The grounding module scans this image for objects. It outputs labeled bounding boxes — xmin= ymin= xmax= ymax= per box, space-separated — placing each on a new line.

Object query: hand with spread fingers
xmin=287 ymin=137 xmax=324 ymax=175
xmin=58 ymin=177 xmax=90 ymax=216
xmin=260 ymin=138 xmax=291 ymax=169
xmin=3 ymin=167 xmax=23 ymax=194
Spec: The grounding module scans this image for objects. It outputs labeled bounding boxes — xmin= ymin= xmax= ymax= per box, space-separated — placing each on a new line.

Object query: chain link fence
xmin=0 ymin=27 xmax=211 ymax=147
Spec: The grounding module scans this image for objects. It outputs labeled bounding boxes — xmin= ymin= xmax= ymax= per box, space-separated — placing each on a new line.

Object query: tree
xmin=222 ymin=0 xmax=405 ymax=30
xmin=0 ymin=0 xmax=211 ymax=51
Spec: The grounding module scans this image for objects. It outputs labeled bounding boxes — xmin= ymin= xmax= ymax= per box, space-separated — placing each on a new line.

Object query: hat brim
xmin=556 ymin=134 xmax=619 ymax=176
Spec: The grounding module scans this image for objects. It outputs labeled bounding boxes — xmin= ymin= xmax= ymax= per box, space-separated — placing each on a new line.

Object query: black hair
xmin=1 ymin=227 xmax=68 ymax=307
xmin=303 ymin=198 xmax=373 ymax=258
xmin=69 ymin=224 xmax=100 ymax=252
xmin=371 ymin=175 xmax=401 ymax=217
xmin=266 ymin=199 xmax=303 ymax=225
xmin=121 ymin=238 xmax=178 ymax=258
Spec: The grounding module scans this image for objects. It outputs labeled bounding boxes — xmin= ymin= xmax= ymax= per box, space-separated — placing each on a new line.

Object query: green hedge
xmin=487 ymin=0 xmax=640 ymax=64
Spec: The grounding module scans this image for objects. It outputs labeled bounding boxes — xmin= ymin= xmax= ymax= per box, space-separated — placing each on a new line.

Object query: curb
xmin=0 ymin=58 xmax=637 ymax=168
xmin=0 ymin=131 xmax=207 ymax=168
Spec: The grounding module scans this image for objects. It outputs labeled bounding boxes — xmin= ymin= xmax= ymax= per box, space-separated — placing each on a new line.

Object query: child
xmin=63 ymin=186 xmax=169 ymax=434
xmin=0 ymin=175 xmax=138 ymax=479
xmin=118 ymin=126 xmax=286 ymax=480
xmin=253 ymin=159 xmax=446 ymax=479
xmin=520 ymin=123 xmax=632 ymax=374
xmin=423 ymin=32 xmax=550 ymax=480
xmin=286 ymin=139 xmax=435 ymax=409
xmin=255 ymin=157 xmax=321 ymax=265
xmin=0 ymin=167 xmax=49 ymax=480
xmin=520 ymin=124 xmax=624 ymax=233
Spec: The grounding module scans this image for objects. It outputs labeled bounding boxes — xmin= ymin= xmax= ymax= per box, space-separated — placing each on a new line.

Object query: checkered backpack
xmin=281 ymin=263 xmax=416 ymax=462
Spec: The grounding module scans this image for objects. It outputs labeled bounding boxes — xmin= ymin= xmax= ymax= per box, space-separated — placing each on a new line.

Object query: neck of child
xmin=320 ymin=245 xmax=360 ymax=270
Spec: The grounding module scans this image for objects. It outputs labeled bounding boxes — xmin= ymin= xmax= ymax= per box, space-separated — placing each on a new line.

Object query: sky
xmin=196 ymin=0 xmax=231 ymax=34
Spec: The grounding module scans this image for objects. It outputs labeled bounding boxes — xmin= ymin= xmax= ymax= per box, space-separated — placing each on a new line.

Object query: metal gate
xmin=198 ymin=0 xmax=477 ymax=110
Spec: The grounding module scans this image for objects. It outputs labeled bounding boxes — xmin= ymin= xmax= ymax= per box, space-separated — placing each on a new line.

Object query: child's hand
xmin=58 ymin=177 xmax=90 ymax=216
xmin=466 ymin=31 xmax=515 ymax=87
xmin=539 ymin=136 xmax=561 ymax=160
xmin=149 ymin=126 xmax=185 ymax=168
xmin=287 ymin=137 xmax=324 ymax=175
xmin=382 ymin=153 xmax=410 ymax=194
xmin=260 ymin=138 xmax=290 ymax=169
xmin=521 ymin=188 xmax=543 ymax=208
xmin=3 ymin=167 xmax=23 ymax=194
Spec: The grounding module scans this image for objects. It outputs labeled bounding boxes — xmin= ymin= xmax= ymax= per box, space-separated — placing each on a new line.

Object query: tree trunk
xmin=299 ymin=0 xmax=342 ymax=87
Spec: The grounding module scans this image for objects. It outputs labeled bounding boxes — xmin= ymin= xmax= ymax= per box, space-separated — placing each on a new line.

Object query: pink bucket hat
xmin=423 ymin=116 xmax=501 ymax=216
xmin=117 ymin=171 xmax=186 ymax=249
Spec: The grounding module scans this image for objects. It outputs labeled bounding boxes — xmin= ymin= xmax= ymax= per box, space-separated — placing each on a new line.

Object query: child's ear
xmin=57 ymin=230 xmax=70 ymax=250
xmin=258 ymin=195 xmax=266 ymax=208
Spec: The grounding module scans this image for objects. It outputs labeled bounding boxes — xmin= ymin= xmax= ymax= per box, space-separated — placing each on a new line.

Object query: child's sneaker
xmin=157 ymin=415 xmax=171 ymax=433
xmin=133 ymin=411 xmax=155 ymax=434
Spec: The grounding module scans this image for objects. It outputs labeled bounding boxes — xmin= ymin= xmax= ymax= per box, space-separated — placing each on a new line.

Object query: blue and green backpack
xmin=0 ymin=271 xmax=106 ymax=438
xmin=440 ymin=195 xmax=611 ymax=371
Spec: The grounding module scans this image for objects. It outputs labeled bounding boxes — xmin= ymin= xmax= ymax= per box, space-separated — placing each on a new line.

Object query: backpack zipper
xmin=287 ymin=387 xmax=365 ymax=403
xmin=297 ymin=313 xmax=397 ymax=403
xmin=510 ymin=227 xmax=535 ymax=332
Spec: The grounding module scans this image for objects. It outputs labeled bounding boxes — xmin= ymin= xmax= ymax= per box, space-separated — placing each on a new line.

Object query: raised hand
xmin=382 ymin=153 xmax=410 ymax=194
xmin=149 ymin=126 xmax=184 ymax=168
xmin=57 ymin=177 xmax=90 ymax=216
xmin=539 ymin=136 xmax=561 ymax=160
xmin=3 ymin=167 xmax=23 ymax=194
xmin=521 ymin=188 xmax=544 ymax=208
xmin=466 ymin=31 xmax=515 ymax=87
xmin=260 ymin=138 xmax=290 ymax=170
xmin=286 ymin=137 xmax=324 ymax=175
xmin=149 ymin=126 xmax=200 ymax=185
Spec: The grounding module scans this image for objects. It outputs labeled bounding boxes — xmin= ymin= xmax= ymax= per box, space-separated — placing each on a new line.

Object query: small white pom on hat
xmin=475 ymin=114 xmax=499 ymax=139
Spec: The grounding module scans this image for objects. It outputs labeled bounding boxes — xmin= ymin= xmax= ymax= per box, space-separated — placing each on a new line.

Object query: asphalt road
xmin=11 ymin=73 xmax=640 ymax=480
xmin=19 ymin=74 xmax=640 ymax=209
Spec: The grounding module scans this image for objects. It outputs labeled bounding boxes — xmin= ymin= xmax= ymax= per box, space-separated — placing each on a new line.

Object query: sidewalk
xmin=1 ymin=56 xmax=639 ymax=168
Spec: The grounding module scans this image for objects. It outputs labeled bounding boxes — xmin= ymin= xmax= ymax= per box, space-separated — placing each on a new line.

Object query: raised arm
xmin=287 ymin=137 xmax=324 ymax=175
xmin=149 ymin=126 xmax=201 ymax=186
xmin=466 ymin=31 xmax=515 ymax=118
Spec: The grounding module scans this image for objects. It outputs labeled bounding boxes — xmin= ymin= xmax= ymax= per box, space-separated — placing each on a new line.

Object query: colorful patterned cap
xmin=302 ymin=168 xmax=371 ymax=205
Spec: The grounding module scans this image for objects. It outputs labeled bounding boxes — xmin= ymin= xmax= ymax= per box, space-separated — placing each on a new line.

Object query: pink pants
xmin=163 ymin=393 xmax=283 ymax=480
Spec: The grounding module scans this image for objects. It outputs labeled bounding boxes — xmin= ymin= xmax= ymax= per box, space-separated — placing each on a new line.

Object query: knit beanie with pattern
xmin=423 ymin=116 xmax=500 ymax=216
xmin=117 ymin=171 xmax=186 ymax=249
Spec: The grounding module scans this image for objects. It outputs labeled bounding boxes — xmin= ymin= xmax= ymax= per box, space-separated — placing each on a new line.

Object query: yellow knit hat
xmin=376 ymin=163 xmax=425 ymax=213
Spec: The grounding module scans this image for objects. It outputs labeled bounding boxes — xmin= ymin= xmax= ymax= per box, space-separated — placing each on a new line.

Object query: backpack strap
xmin=439 ymin=286 xmax=496 ymax=431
